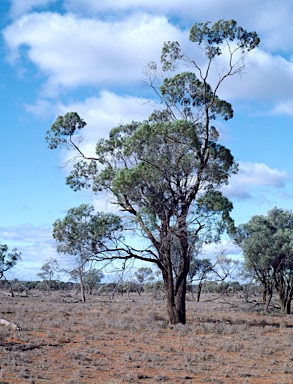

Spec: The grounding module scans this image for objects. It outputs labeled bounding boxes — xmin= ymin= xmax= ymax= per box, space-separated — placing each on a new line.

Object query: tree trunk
xmin=197 ymin=281 xmax=203 ymax=302
xmin=175 ymin=278 xmax=187 ymax=324
xmin=78 ymin=269 xmax=86 ymax=302
xmin=286 ymin=299 xmax=291 ymax=314
xmin=279 ymin=294 xmax=291 ymax=314
xmin=262 ymin=285 xmax=267 ymax=305
xmin=162 ymin=269 xmax=187 ymax=325
xmin=264 ymin=289 xmax=272 ymax=313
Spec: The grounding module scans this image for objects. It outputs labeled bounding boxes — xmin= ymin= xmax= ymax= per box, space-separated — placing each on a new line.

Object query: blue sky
xmin=1 ymin=0 xmax=293 ymax=280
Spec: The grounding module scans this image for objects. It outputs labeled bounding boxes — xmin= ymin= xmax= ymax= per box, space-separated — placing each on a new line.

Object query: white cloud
xmin=63 ymin=0 xmax=293 ymax=53
xmin=237 ymin=162 xmax=289 ymax=187
xmin=56 ymin=91 xmax=154 ymax=139
xmin=202 ymin=241 xmax=242 ymax=261
xmin=3 ymin=12 xmax=184 ymax=96
xmin=0 ymin=224 xmax=80 ymax=281
xmin=270 ymin=100 xmax=293 ymax=116
xmin=217 ymin=49 xmax=293 ymax=104
xmin=62 ymin=0 xmax=264 ymax=26
xmin=0 ymin=224 xmax=53 ymax=245
xmin=4 ymin=8 xmax=293 ymax=115
xmin=222 ymin=162 xmax=291 ymax=200
xmin=9 ymin=0 xmax=57 ymax=18
xmin=0 ymin=224 xmax=58 ymax=280
xmin=24 ymin=99 xmax=54 ymax=119
xmin=26 ymin=91 xmax=155 ymax=157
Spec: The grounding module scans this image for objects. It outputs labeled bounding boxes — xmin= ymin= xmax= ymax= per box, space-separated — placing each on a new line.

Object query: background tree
xmin=235 ymin=207 xmax=293 ymax=314
xmin=52 ymin=204 xmax=122 ymax=302
xmin=0 ymin=244 xmax=21 ymax=297
xmin=134 ymin=267 xmax=154 ymax=284
xmin=134 ymin=267 xmax=155 ymax=294
xmin=83 ymin=268 xmax=104 ymax=295
xmin=188 ymin=249 xmax=239 ymax=302
xmin=188 ymin=258 xmax=213 ymax=301
xmin=47 ymin=20 xmax=259 ymax=324
xmin=37 ymin=259 xmax=60 ymax=295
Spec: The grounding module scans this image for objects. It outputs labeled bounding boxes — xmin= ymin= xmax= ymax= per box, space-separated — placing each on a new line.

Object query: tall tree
xmin=235 ymin=207 xmax=293 ymax=314
xmin=47 ymin=20 xmax=259 ymax=324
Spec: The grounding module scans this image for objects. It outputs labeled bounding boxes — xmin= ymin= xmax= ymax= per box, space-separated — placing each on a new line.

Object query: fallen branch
xmin=0 ymin=319 xmax=21 ymax=330
xmin=1 ymin=291 xmax=13 ymax=296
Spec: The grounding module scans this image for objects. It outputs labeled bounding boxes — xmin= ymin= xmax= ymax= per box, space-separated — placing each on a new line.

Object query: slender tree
xmin=52 ymin=204 xmax=122 ymax=302
xmin=37 ymin=261 xmax=58 ymax=295
xmin=47 ymin=20 xmax=259 ymax=324
xmin=83 ymin=268 xmax=104 ymax=295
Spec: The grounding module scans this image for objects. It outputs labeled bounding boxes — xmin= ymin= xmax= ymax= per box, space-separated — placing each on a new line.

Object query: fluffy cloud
xmin=222 ymin=162 xmax=291 ymax=200
xmin=4 ymin=7 xmax=293 ymax=114
xmin=63 ymin=0 xmax=293 ymax=52
xmin=218 ymin=50 xmax=293 ymax=104
xmin=0 ymin=224 xmax=58 ymax=280
xmin=26 ymin=91 xmax=155 ymax=158
xmin=9 ymin=0 xmax=57 ymax=18
xmin=270 ymin=100 xmax=293 ymax=116
xmin=25 ymin=91 xmax=156 ymax=214
xmin=56 ymin=91 xmax=154 ymax=141
xmin=3 ymin=12 xmax=184 ymax=96
xmin=0 ymin=223 xmax=52 ymax=244
xmin=202 ymin=241 xmax=242 ymax=261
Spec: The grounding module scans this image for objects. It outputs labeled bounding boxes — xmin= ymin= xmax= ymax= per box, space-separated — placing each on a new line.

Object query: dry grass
xmin=1 ymin=291 xmax=293 ymax=383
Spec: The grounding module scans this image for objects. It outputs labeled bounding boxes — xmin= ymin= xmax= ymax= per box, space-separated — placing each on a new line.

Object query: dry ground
xmin=1 ymin=290 xmax=293 ymax=384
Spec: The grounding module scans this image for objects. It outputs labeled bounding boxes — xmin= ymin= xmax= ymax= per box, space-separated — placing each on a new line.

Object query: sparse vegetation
xmin=1 ymin=289 xmax=293 ymax=383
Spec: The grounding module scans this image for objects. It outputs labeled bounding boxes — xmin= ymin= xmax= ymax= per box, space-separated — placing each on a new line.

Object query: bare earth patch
xmin=1 ymin=291 xmax=293 ymax=383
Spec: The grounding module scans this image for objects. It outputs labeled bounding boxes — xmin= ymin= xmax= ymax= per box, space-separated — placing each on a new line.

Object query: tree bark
xmin=264 ymin=289 xmax=272 ymax=314
xmin=175 ymin=277 xmax=187 ymax=324
xmin=286 ymin=299 xmax=291 ymax=314
xmin=197 ymin=281 xmax=203 ymax=302
xmin=162 ymin=267 xmax=187 ymax=325
xmin=78 ymin=268 xmax=86 ymax=302
xmin=163 ymin=269 xmax=178 ymax=324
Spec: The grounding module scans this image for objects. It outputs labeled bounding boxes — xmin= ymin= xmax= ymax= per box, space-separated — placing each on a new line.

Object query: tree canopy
xmin=53 ymin=204 xmax=123 ymax=261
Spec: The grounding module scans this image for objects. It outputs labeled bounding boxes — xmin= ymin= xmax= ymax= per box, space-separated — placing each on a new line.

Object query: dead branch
xmin=1 ymin=291 xmax=13 ymax=296
xmin=0 ymin=319 xmax=21 ymax=330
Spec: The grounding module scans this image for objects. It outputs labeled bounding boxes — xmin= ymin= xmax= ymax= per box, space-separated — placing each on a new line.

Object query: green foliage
xmin=37 ymin=262 xmax=55 ymax=281
xmin=83 ymin=268 xmax=104 ymax=285
xmin=67 ymin=120 xmax=236 ymax=240
xmin=46 ymin=112 xmax=86 ymax=149
xmin=0 ymin=244 xmax=21 ymax=279
xmin=235 ymin=208 xmax=293 ymax=273
xmin=235 ymin=207 xmax=293 ymax=313
xmin=151 ymin=72 xmax=233 ymax=123
xmin=53 ymin=204 xmax=123 ymax=259
xmin=162 ymin=19 xmax=260 ymax=70
xmin=134 ymin=267 xmax=154 ymax=284
xmin=189 ymin=19 xmax=260 ymax=56
xmin=188 ymin=258 xmax=213 ymax=282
